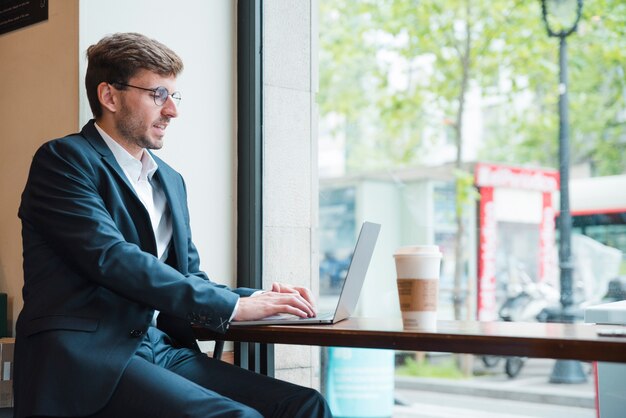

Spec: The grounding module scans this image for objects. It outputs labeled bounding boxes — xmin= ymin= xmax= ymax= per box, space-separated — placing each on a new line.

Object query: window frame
xmin=236 ymin=0 xmax=274 ymax=376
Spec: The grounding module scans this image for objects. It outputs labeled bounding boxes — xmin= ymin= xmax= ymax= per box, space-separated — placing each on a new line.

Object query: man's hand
xmin=270 ymin=282 xmax=317 ymax=311
xmin=233 ymin=282 xmax=317 ymax=321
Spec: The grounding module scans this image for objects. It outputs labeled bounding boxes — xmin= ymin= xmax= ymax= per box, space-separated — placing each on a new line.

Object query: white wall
xmin=79 ymin=0 xmax=237 ymax=287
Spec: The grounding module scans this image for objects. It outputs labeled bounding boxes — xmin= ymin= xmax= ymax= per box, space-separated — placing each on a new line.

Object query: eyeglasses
xmin=113 ymin=82 xmax=181 ymax=106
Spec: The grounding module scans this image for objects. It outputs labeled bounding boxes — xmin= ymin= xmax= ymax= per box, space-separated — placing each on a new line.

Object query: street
xmin=392 ymin=357 xmax=596 ymax=418
xmin=393 ymin=388 xmax=594 ymax=418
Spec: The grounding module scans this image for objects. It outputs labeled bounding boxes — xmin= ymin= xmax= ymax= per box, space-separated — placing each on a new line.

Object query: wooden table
xmin=194 ymin=317 xmax=626 ymax=365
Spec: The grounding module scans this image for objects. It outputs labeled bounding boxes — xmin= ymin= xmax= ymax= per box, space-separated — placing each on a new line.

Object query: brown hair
xmin=85 ymin=32 xmax=184 ymax=118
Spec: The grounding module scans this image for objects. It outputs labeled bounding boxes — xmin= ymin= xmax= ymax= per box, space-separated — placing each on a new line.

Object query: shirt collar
xmin=95 ymin=122 xmax=158 ymax=182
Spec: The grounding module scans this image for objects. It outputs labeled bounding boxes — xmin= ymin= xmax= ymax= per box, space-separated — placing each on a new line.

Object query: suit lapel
xmin=80 ymin=121 xmax=157 ymax=256
xmin=81 ymin=122 xmax=138 ymax=194
xmin=153 ymin=161 xmax=187 ymax=272
xmin=81 ymin=121 xmax=188 ymax=266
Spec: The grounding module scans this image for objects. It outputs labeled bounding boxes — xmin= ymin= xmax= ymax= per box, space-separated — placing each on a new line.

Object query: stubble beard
xmin=116 ymin=101 xmax=164 ymax=151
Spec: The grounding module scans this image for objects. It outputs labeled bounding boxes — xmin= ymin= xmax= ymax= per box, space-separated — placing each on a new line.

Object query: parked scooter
xmin=482 ymin=265 xmax=559 ymax=378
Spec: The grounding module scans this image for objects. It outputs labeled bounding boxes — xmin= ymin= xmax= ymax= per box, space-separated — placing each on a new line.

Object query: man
xmin=15 ymin=32 xmax=332 ymax=418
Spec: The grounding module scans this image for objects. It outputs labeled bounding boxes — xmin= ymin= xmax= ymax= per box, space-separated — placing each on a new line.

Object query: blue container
xmin=325 ymin=347 xmax=394 ymax=418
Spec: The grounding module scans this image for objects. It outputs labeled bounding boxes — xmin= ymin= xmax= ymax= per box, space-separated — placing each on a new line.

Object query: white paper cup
xmin=394 ymin=245 xmax=442 ymax=331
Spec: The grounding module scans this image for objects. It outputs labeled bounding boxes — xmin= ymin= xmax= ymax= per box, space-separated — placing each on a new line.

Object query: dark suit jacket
xmin=14 ymin=120 xmax=256 ymax=417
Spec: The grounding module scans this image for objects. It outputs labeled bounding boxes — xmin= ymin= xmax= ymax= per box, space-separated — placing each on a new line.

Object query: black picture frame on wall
xmin=0 ymin=0 xmax=48 ymax=36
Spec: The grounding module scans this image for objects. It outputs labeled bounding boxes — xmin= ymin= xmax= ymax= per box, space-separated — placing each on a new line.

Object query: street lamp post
xmin=540 ymin=0 xmax=586 ymax=384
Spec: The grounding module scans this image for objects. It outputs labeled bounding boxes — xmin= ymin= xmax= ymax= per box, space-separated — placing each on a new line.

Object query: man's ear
xmin=97 ymin=82 xmax=118 ymax=113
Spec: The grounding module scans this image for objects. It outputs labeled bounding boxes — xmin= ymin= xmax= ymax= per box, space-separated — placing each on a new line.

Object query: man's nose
xmin=162 ymin=96 xmax=179 ymax=118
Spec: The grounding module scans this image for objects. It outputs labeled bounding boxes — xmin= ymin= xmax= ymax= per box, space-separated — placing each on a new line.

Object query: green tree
xmin=480 ymin=0 xmax=626 ymax=175
xmin=319 ymin=0 xmax=626 ymax=174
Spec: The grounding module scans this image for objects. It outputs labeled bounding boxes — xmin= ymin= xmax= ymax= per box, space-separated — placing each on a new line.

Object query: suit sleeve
xmin=20 ymin=141 xmax=243 ymax=333
xmin=177 ymin=175 xmax=257 ymax=298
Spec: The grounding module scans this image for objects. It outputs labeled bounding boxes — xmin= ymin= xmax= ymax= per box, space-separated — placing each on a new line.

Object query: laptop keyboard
xmin=262 ymin=312 xmax=334 ymax=321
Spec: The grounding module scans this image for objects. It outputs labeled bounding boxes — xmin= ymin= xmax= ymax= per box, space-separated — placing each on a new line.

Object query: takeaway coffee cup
xmin=394 ymin=245 xmax=442 ymax=330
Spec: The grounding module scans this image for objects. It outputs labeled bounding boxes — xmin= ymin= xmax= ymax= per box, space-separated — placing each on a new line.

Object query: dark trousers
xmin=85 ymin=327 xmax=332 ymax=418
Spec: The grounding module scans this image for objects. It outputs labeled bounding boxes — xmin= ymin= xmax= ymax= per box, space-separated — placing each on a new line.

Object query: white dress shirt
xmin=95 ymin=123 xmax=173 ymax=260
xmin=96 ymin=123 xmax=175 ymax=325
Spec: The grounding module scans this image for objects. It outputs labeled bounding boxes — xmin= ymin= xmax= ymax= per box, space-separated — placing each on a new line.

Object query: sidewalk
xmin=395 ymin=357 xmax=596 ymax=409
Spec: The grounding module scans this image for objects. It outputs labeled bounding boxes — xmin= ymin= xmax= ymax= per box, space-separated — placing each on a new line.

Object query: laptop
xmin=230 ymin=221 xmax=381 ymax=326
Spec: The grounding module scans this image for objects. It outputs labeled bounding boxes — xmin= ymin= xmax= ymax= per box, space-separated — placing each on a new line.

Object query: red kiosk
xmin=475 ymin=163 xmax=560 ymax=321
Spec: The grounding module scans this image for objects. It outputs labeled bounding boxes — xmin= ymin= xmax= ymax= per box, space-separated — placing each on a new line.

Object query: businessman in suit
xmin=15 ymin=32 xmax=332 ymax=418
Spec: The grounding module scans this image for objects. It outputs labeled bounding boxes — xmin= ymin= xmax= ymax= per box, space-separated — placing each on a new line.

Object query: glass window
xmin=317 ymin=0 xmax=626 ymax=322
xmin=316 ymin=2 xmax=625 ymax=414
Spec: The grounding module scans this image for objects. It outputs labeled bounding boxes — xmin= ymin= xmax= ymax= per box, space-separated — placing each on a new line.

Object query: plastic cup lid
xmin=394 ymin=245 xmax=442 ymax=257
